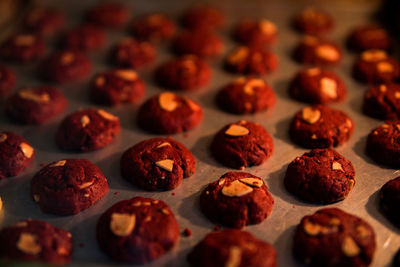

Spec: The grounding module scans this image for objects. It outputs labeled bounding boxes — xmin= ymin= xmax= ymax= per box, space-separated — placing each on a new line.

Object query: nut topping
xmin=301 ymin=107 xmax=321 ymax=124
xmin=361 ymin=49 xmax=387 ymax=62
xmin=356 ymin=225 xmax=370 ymax=238
xmin=221 ymin=180 xmax=253 ymax=197
xmin=377 ymin=62 xmax=393 ymax=73
xmin=97 ymin=109 xmax=118 ymax=121
xmin=226 ymin=246 xmax=242 ymax=267
xmin=60 ymin=52 xmax=75 ymax=65
xmin=17 ymin=233 xmax=42 ymax=255
xmin=96 ymin=76 xmax=105 ymax=86
xmin=155 ymin=159 xmax=174 ymax=172
xmin=239 ymin=178 xmax=263 ymax=187
xmin=243 ymin=79 xmax=264 ymax=95
xmin=320 ymin=77 xmax=337 ymax=99
xmin=50 ymin=160 xmax=66 ymax=167
xmin=307 ymin=68 xmax=321 ymax=76
xmin=159 ymin=92 xmax=178 ymax=112
xmin=225 ymin=124 xmax=249 ymax=136
xmin=395 ymin=91 xmax=400 ymax=99
xmin=57 ymin=246 xmax=69 ymax=256
xmin=110 ymin=213 xmax=136 ymax=236
xmin=316 ymin=45 xmax=339 ymax=61
xmin=78 ymin=180 xmax=94 ymax=189
xmin=114 ymin=70 xmax=138 ymax=81
xmin=19 ymin=90 xmax=50 ymax=103
xmin=0 ymin=196 xmax=2 ymax=211
xmin=380 ymin=84 xmax=387 ymax=92
xmin=33 ymin=194 xmax=40 ymax=202
xmin=156 ymin=142 xmax=171 ymax=149
xmin=185 ymin=98 xmax=201 ymax=111
xmin=332 ymin=161 xmax=344 ymax=172
xmin=81 ymin=115 xmax=90 ymax=127
xmin=20 ymin=143 xmax=33 ymax=158
xmin=342 ymin=236 xmax=360 ymax=257
xmin=228 ymin=47 xmax=249 ymax=64
xmin=0 ymin=133 xmax=7 ymax=142
xmin=259 ymin=19 xmax=276 ymax=35
xmin=14 ymin=35 xmax=35 ymax=46
xmin=304 ymin=222 xmax=321 ymax=236
xmin=161 ymin=208 xmax=170 ymax=215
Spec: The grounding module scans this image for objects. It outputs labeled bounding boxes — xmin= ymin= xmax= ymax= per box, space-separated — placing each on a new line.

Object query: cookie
xmin=293 ymin=208 xmax=376 ymax=267
xmin=187 ymin=229 xmax=277 ymax=267
xmin=352 ymin=49 xmax=400 ymax=84
xmin=200 ymin=172 xmax=274 ymax=228
xmin=289 ymin=67 xmax=346 ymax=104
xmin=96 ymin=196 xmax=179 ymax=264
xmin=60 ymin=24 xmax=106 ymax=52
xmin=56 ymin=108 xmax=120 ymax=152
xmin=293 ymin=35 xmax=341 ymax=65
xmin=217 ymin=76 xmax=276 ymax=114
xmin=366 ymin=121 xmax=400 ymax=167
xmin=131 ymin=13 xmax=176 ymax=43
xmin=111 ymin=37 xmax=156 ymax=69
xmin=155 ymin=55 xmax=211 ymax=91
xmin=210 ymin=120 xmax=274 ymax=169
xmin=41 ymin=49 xmax=92 ymax=83
xmin=172 ymin=29 xmax=224 ymax=58
xmin=137 ymin=92 xmax=203 ymax=134
xmin=363 ymin=83 xmax=400 ymax=120
xmin=0 ymin=65 xmax=16 ymax=98
xmin=0 ymin=33 xmax=45 ymax=63
xmin=289 ymin=105 xmax=354 ymax=148
xmin=0 ymin=132 xmax=34 ymax=179
xmin=90 ymin=69 xmax=145 ymax=106
xmin=380 ymin=176 xmax=400 ymax=226
xmin=85 ymin=3 xmax=129 ymax=28
xmin=180 ymin=5 xmax=224 ymax=30
xmin=284 ymin=148 xmax=355 ymax=203
xmin=0 ymin=219 xmax=72 ymax=264
xmin=292 ymin=7 xmax=333 ymax=35
xmin=347 ymin=25 xmax=392 ymax=53
xmin=224 ymin=46 xmax=278 ymax=75
xmin=120 ymin=137 xmax=195 ymax=191
xmin=23 ymin=8 xmax=65 ymax=37
xmin=233 ymin=19 xmax=278 ymax=47
xmin=30 ymin=159 xmax=108 ymax=215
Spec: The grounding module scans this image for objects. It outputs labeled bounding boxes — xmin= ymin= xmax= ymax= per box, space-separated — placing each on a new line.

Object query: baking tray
xmin=0 ymin=0 xmax=398 ymax=266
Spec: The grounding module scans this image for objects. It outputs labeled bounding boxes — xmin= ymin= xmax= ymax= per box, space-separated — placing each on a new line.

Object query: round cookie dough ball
xmin=56 ymin=108 xmax=120 ymax=152
xmin=180 ymin=5 xmax=224 ymax=30
xmin=284 ymin=148 xmax=355 ymax=203
xmin=0 ymin=33 xmax=45 ymax=63
xmin=85 ymin=3 xmax=129 ymax=28
xmin=233 ymin=19 xmax=278 ymax=47
xmin=347 ymin=25 xmax=392 ymax=53
xmin=111 ymin=37 xmax=156 ymax=69
xmin=217 ymin=76 xmax=276 ymax=114
xmin=380 ymin=176 xmax=400 ymax=226
xmin=292 ymin=7 xmax=333 ymax=35
xmin=363 ymin=83 xmax=400 ymax=120
xmin=293 ymin=208 xmax=376 ymax=267
xmin=200 ymin=172 xmax=274 ymax=228
xmin=0 ymin=65 xmax=16 ymax=98
xmin=131 ymin=13 xmax=176 ymax=43
xmin=0 ymin=132 xmax=34 ymax=179
xmin=96 ymin=197 xmax=179 ymax=264
xmin=23 ymin=8 xmax=65 ymax=37
xmin=289 ymin=105 xmax=354 ymax=148
xmin=187 ymin=229 xmax=277 ymax=267
xmin=60 ymin=24 xmax=106 ymax=52
xmin=211 ymin=120 xmax=274 ymax=169
xmin=120 ymin=137 xmax=195 ymax=191
xmin=137 ymin=92 xmax=203 ymax=134
xmin=0 ymin=219 xmax=72 ymax=264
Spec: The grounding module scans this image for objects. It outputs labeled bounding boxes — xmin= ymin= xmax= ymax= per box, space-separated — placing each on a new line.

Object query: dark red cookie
xmin=366 ymin=121 xmax=400 ymax=167
xmin=224 ymin=46 xmax=278 ymax=75
xmin=23 ymin=8 xmax=65 ymax=37
xmin=0 ymin=65 xmax=16 ymax=98
xmin=85 ymin=3 xmax=129 ymax=28
xmin=363 ymin=83 xmax=400 ymax=120
xmin=217 ymin=76 xmax=276 ymax=114
xmin=211 ymin=120 xmax=274 ymax=169
xmin=380 ymin=176 xmax=400 ymax=226
xmin=0 ymin=33 xmax=45 ymax=63
xmin=284 ymin=148 xmax=355 ymax=203
xmin=90 ymin=69 xmax=145 ymax=106
xmin=293 ymin=208 xmax=376 ymax=267
xmin=0 ymin=219 xmax=72 ymax=264
xmin=233 ymin=19 xmax=278 ymax=47
xmin=180 ymin=5 xmax=224 ymax=30
xmin=292 ymin=7 xmax=333 ymax=35
xmin=352 ymin=49 xmax=400 ymax=84
xmin=293 ymin=35 xmax=341 ymax=65
xmin=131 ymin=13 xmax=176 ymax=43
xmin=188 ymin=229 xmax=277 ymax=267
xmin=96 ymin=196 xmax=179 ymax=264
xmin=155 ymin=55 xmax=211 ymax=91
xmin=30 ymin=159 xmax=108 ymax=215
xmin=200 ymin=172 xmax=274 ymax=228
xmin=347 ymin=25 xmax=392 ymax=53
xmin=289 ymin=67 xmax=346 ymax=104
xmin=289 ymin=105 xmax=354 ymax=148
xmin=172 ymin=29 xmax=224 ymax=58
xmin=0 ymin=132 xmax=34 ymax=179
xmin=41 ymin=49 xmax=92 ymax=83
xmin=56 ymin=108 xmax=120 ymax=152
xmin=60 ymin=24 xmax=106 ymax=52
xmin=6 ymin=87 xmax=67 ymax=124
xmin=111 ymin=37 xmax=156 ymax=69
xmin=120 ymin=137 xmax=195 ymax=191
xmin=137 ymin=92 xmax=203 ymax=134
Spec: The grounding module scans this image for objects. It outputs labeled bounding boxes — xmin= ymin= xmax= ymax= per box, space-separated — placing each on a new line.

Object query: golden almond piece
xmin=114 ymin=69 xmax=138 ymax=81
xmin=33 ymin=194 xmax=40 ymax=202
xmin=243 ymin=79 xmax=264 ymax=95
xmin=356 ymin=225 xmax=370 ymax=238
xmin=307 ymin=67 xmax=321 ymax=76
xmin=50 ymin=160 xmax=67 ymax=167
xmin=0 ymin=133 xmax=7 ymax=143
xmin=301 ymin=107 xmax=321 ymax=124
xmin=97 ymin=109 xmax=118 ymax=121
xmin=156 ymin=142 xmax=171 ymax=149
xmin=395 ymin=91 xmax=400 ymax=99
xmin=303 ymin=35 xmax=318 ymax=45
xmin=61 ymin=52 xmax=75 ymax=65
xmin=329 ymin=217 xmax=341 ymax=226
xmin=182 ymin=59 xmax=197 ymax=73
xmin=259 ymin=19 xmax=276 ymax=35
xmin=303 ymin=222 xmax=321 ymax=236
xmin=361 ymin=49 xmax=387 ymax=62
xmin=17 ymin=233 xmax=42 ymax=255
xmin=316 ymin=45 xmax=339 ymax=61
xmin=19 ymin=90 xmax=50 ymax=103
xmin=159 ymin=92 xmax=178 ymax=112
xmin=225 ymin=124 xmax=250 ymax=136
xmin=229 ymin=47 xmax=249 ymax=64
xmin=320 ymin=77 xmax=337 ymax=99
xmin=110 ymin=213 xmax=136 ymax=236
xmin=218 ymin=178 xmax=226 ymax=186
xmin=15 ymin=35 xmax=35 ymax=46
xmin=78 ymin=180 xmax=94 ymax=189
xmin=96 ymin=76 xmax=105 ymax=86
xmin=81 ymin=115 xmax=90 ymax=127
xmin=155 ymin=159 xmax=174 ymax=172
xmin=342 ymin=236 xmax=360 ymax=257
xmin=185 ymin=98 xmax=201 ymax=111
xmin=379 ymin=84 xmax=387 ymax=92
xmin=332 ymin=161 xmax=344 ymax=172
xmin=0 ymin=196 xmax=2 ymax=211
xmin=377 ymin=62 xmax=393 ymax=73
xmin=221 ymin=180 xmax=253 ymax=197
xmin=57 ymin=246 xmax=69 ymax=256
xmin=161 ymin=208 xmax=170 ymax=215
xmin=226 ymin=246 xmax=242 ymax=267
xmin=20 ymin=143 xmax=33 ymax=158
xmin=239 ymin=178 xmax=263 ymax=188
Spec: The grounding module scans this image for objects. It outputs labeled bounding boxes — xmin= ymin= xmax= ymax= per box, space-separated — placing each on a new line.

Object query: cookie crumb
xmin=183 ymin=228 xmax=192 ymax=237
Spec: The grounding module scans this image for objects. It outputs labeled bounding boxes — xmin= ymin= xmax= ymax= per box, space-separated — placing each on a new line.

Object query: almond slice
xmin=156 ymin=142 xmax=171 ymax=149
xmin=316 ymin=45 xmax=339 ymax=61
xmin=0 ymin=133 xmax=7 ymax=143
xmin=78 ymin=180 xmax=94 ymax=189
xmin=332 ymin=161 xmax=344 ymax=172
xmin=185 ymin=98 xmax=201 ymax=111
xmin=243 ymin=79 xmax=264 ymax=95
xmin=221 ymin=180 xmax=253 ymax=197
xmin=225 ymin=124 xmax=249 ymax=136
xmin=97 ymin=109 xmax=118 ymax=121
xmin=342 ymin=236 xmax=360 ymax=257
xmin=110 ymin=213 xmax=136 ymax=236
xmin=114 ymin=70 xmax=138 ymax=81
xmin=20 ymin=143 xmax=33 ymax=158
xmin=159 ymin=92 xmax=178 ymax=112
xmin=239 ymin=178 xmax=263 ymax=188
xmin=155 ymin=159 xmax=174 ymax=172
xmin=320 ymin=77 xmax=337 ymax=99
xmin=301 ymin=107 xmax=321 ymax=124
xmin=259 ymin=19 xmax=276 ymax=35
xmin=228 ymin=47 xmax=249 ymax=64
xmin=19 ymin=90 xmax=50 ymax=103
xmin=50 ymin=160 xmax=66 ymax=167
xmin=377 ymin=62 xmax=393 ymax=73
xmin=81 ymin=115 xmax=90 ymax=127
xmin=17 ymin=233 xmax=42 ymax=255
xmin=15 ymin=35 xmax=35 ymax=46
xmin=226 ymin=246 xmax=242 ymax=267
xmin=361 ymin=49 xmax=387 ymax=62
xmin=0 ymin=196 xmax=2 ymax=211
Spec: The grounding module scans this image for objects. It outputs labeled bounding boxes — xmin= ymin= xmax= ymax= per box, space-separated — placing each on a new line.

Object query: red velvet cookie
xmin=60 ymin=24 xmax=106 ymax=52
xmin=363 ymin=83 xmax=400 ymax=120
xmin=200 ymin=172 xmax=274 ymax=228
xmin=155 ymin=55 xmax=211 ymax=91
xmin=0 ymin=219 xmax=72 ymax=264
xmin=137 ymin=92 xmax=203 ymax=134
xmin=292 ymin=7 xmax=333 ymax=35
xmin=56 ymin=108 xmax=120 ymax=152
xmin=31 ymin=159 xmax=109 ymax=215
xmin=90 ymin=69 xmax=145 ymax=106
xmin=23 ymin=8 xmax=65 ymax=37
xmin=211 ymin=120 xmax=274 ymax=169
xmin=5 ymin=86 xmax=67 ymax=124
xmin=188 ymin=229 xmax=277 ymax=267
xmin=0 ymin=65 xmax=16 ymax=98
xmin=131 ymin=13 xmax=176 ymax=43
xmin=217 ymin=76 xmax=276 ymax=114
xmin=289 ymin=67 xmax=346 ymax=104
xmin=111 ymin=37 xmax=156 ymax=69
xmin=120 ymin=137 xmax=195 ymax=191
xmin=233 ymin=19 xmax=278 ymax=47
xmin=289 ymin=105 xmax=354 ymax=148
xmin=293 ymin=208 xmax=376 ymax=267
xmin=352 ymin=49 xmax=400 ymax=84
xmin=380 ymin=176 xmax=400 ymax=226
xmin=41 ymin=49 xmax=92 ymax=83
xmin=180 ymin=5 xmax=224 ymax=30
xmin=293 ymin=35 xmax=341 ymax=65
xmin=85 ymin=3 xmax=129 ymax=28
xmin=0 ymin=33 xmax=45 ymax=63
xmin=96 ymin=197 xmax=179 ymax=264
xmin=224 ymin=46 xmax=278 ymax=75
xmin=347 ymin=25 xmax=392 ymax=53
xmin=0 ymin=132 xmax=34 ymax=179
